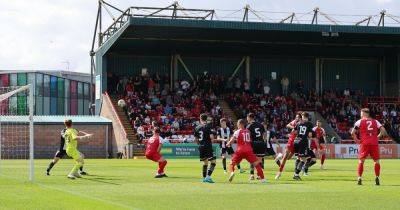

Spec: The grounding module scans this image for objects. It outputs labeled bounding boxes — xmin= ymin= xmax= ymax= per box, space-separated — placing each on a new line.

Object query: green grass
xmin=0 ymin=158 xmax=399 ymax=210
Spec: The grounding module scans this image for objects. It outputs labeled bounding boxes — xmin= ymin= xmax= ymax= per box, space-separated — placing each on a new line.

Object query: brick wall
xmin=1 ymin=123 xmax=112 ymax=159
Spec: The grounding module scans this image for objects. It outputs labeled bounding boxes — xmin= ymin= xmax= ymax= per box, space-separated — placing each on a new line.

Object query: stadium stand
xmin=111 ymin=71 xmax=399 ymax=145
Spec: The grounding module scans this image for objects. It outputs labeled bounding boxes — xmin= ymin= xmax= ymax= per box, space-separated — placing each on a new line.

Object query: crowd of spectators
xmin=110 ymin=71 xmax=400 ymax=143
xmin=113 ymin=72 xmax=229 ymax=143
xmin=319 ymin=89 xmax=399 ymax=142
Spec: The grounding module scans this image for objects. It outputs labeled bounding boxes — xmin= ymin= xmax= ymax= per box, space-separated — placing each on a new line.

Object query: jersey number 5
xmin=255 ymin=128 xmax=261 ymax=138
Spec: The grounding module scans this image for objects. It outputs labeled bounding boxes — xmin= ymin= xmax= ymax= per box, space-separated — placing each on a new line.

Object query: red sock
xmin=255 ymin=164 xmax=264 ymax=179
xmin=230 ymin=163 xmax=235 ymax=172
xmin=321 ymin=154 xmax=326 ymax=165
xmin=158 ymin=160 xmax=167 ymax=174
xmin=374 ymin=163 xmax=380 ymax=177
xmin=279 ymin=163 xmax=285 ymax=172
xmin=358 ymin=162 xmax=364 ymax=177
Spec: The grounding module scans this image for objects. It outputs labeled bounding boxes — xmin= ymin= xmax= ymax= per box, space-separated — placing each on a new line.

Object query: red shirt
xmin=312 ymin=126 xmax=326 ymax=139
xmin=233 ymin=129 xmax=253 ymax=152
xmin=146 ymin=135 xmax=161 ymax=154
xmin=353 ymin=118 xmax=382 ymax=145
xmin=288 ymin=119 xmax=299 ymax=142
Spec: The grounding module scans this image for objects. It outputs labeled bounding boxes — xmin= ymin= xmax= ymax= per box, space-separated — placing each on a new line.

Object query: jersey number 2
xmin=366 ymin=121 xmax=373 ymax=131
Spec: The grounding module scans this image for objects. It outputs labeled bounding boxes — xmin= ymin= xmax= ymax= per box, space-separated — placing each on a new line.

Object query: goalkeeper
xmin=46 ymin=128 xmax=88 ymax=176
xmin=63 ymin=119 xmax=93 ymax=179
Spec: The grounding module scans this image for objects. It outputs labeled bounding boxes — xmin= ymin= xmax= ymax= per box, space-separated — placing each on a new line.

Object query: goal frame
xmin=0 ymin=84 xmax=34 ymax=181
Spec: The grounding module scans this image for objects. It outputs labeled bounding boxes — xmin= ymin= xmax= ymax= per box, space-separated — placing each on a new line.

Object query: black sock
xmin=79 ymin=166 xmax=83 ymax=171
xmin=261 ymin=158 xmax=265 ymax=169
xmin=222 ymin=158 xmax=227 ymax=171
xmin=295 ymin=159 xmax=300 ymax=170
xmin=304 ymin=160 xmax=316 ymax=173
xmin=250 ymin=164 xmax=255 ymax=175
xmin=295 ymin=161 xmax=305 ymax=174
xmin=47 ymin=162 xmax=55 ymax=172
xmin=276 ymin=159 xmax=281 ymax=167
xmin=202 ymin=165 xmax=208 ymax=178
xmin=207 ymin=163 xmax=216 ymax=176
xmin=237 ymin=164 xmax=241 ymax=170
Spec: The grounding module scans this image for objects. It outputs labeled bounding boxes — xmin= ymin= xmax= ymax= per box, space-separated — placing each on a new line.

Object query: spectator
xmin=263 ymin=82 xmax=270 ymax=95
xmin=281 ymin=76 xmax=289 ymax=95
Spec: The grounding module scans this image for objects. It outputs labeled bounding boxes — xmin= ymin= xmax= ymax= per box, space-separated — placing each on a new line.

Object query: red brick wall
xmin=1 ymin=123 xmax=112 ymax=159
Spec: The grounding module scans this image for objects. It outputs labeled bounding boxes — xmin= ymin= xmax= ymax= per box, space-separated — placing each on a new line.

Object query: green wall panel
xmin=108 ymin=55 xmax=170 ymax=77
xmin=322 ymin=59 xmax=379 ymax=95
xmin=251 ymin=58 xmax=315 ymax=93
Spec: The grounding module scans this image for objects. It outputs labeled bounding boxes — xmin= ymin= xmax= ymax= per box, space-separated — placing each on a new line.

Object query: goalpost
xmin=0 ymin=85 xmax=34 ymax=181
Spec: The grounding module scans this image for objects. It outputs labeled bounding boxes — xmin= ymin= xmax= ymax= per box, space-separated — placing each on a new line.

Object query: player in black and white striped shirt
xmin=216 ymin=118 xmax=243 ymax=174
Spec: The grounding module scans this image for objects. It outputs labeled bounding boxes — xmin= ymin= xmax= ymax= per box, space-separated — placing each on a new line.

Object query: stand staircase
xmin=109 ymin=96 xmax=145 ymax=156
xmin=218 ymin=99 xmax=238 ymax=125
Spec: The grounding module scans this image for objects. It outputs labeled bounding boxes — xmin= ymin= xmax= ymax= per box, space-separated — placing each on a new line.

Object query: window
xmin=83 ymin=83 xmax=89 ymax=115
xmin=50 ymin=76 xmax=58 ymax=115
xmin=65 ymin=79 xmax=70 ymax=115
xmin=17 ymin=73 xmax=27 ymax=115
xmin=0 ymin=74 xmax=9 ymax=87
xmin=78 ymin=82 xmax=83 ymax=115
xmin=70 ymin=80 xmax=77 ymax=115
xmin=57 ymin=78 xmax=65 ymax=115
xmin=43 ymin=75 xmax=50 ymax=115
xmin=35 ymin=74 xmax=43 ymax=115
xmin=9 ymin=74 xmax=17 ymax=114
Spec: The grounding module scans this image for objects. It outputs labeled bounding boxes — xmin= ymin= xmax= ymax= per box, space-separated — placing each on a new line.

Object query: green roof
xmin=130 ymin=17 xmax=400 ymax=35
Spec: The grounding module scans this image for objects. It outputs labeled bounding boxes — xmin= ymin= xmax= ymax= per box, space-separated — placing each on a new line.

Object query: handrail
xmin=103 ymin=92 xmax=127 ymax=139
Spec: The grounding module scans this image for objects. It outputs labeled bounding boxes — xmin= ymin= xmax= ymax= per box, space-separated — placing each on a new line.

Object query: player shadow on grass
xmin=82 ymin=175 xmax=122 ymax=185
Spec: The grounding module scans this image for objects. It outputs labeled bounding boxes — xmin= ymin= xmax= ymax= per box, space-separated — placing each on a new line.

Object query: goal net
xmin=0 ymin=85 xmax=34 ymax=181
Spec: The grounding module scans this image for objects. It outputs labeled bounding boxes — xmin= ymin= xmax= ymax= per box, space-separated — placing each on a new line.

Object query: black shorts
xmin=307 ymin=149 xmax=316 ymax=159
xmin=251 ymin=141 xmax=268 ymax=157
xmin=221 ymin=147 xmax=234 ymax=155
xmin=318 ymin=137 xmax=325 ymax=144
xmin=199 ymin=146 xmax=216 ymax=161
xmin=55 ymin=150 xmax=67 ymax=158
xmin=294 ymin=139 xmax=308 ymax=157
xmin=265 ymin=147 xmax=276 ymax=156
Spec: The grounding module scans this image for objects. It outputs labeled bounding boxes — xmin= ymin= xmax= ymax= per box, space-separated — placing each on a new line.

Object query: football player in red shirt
xmin=275 ymin=113 xmax=301 ymax=180
xmin=227 ymin=119 xmax=266 ymax=183
xmin=145 ymin=127 xmax=168 ymax=178
xmin=351 ymin=108 xmax=386 ymax=185
xmin=312 ymin=120 xmax=327 ymax=169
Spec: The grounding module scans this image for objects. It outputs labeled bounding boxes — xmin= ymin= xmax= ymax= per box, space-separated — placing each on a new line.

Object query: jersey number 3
xmin=198 ymin=131 xmax=204 ymax=141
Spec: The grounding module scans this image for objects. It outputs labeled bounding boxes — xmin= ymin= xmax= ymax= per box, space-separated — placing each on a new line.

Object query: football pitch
xmin=0 ymin=159 xmax=399 ymax=210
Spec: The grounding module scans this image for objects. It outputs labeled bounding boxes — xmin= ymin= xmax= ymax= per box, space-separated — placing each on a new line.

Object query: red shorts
xmin=146 ymin=152 xmax=162 ymax=162
xmin=231 ymin=149 xmax=258 ymax=166
xmin=286 ymin=141 xmax=295 ymax=153
xmin=359 ymin=144 xmax=380 ymax=161
xmin=310 ymin=141 xmax=325 ymax=151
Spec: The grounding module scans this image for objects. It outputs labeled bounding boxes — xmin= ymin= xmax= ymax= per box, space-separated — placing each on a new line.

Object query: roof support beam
xmin=378 ymin=10 xmax=386 ymax=26
xmin=312 ymin=7 xmax=319 ymax=24
xmin=177 ymin=55 xmax=194 ymax=80
xmin=229 ymin=57 xmax=246 ymax=81
xmin=280 ymin=13 xmax=295 ymax=23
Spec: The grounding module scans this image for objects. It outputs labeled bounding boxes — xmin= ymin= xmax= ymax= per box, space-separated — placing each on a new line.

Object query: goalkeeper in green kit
xmin=63 ymin=119 xmax=93 ymax=179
